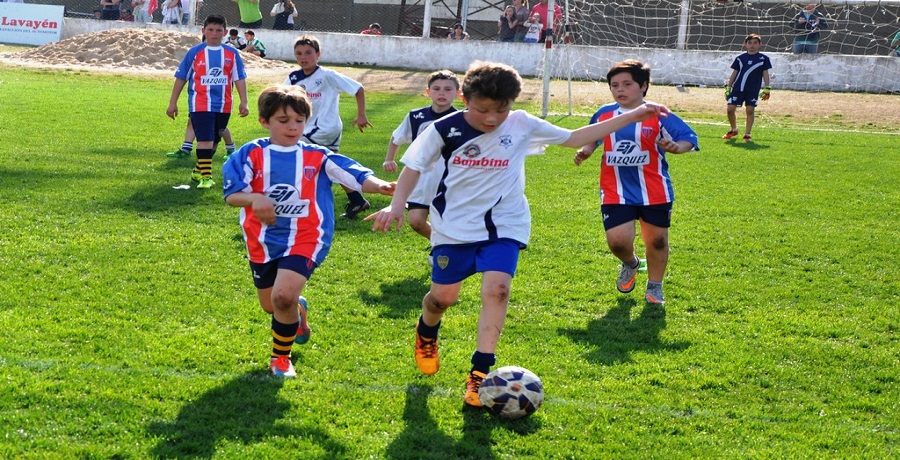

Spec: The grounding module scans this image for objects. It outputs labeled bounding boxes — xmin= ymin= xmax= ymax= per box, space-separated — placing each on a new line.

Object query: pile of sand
xmin=1 ymin=28 xmax=294 ymax=77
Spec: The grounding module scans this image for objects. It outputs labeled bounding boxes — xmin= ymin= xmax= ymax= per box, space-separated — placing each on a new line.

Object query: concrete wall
xmin=62 ymin=18 xmax=900 ymax=93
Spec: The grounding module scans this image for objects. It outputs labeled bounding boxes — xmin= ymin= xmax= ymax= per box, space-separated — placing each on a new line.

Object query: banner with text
xmin=0 ymin=3 xmax=64 ymax=46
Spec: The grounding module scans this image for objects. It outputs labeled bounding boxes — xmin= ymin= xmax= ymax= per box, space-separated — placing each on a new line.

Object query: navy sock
xmin=347 ymin=190 xmax=366 ymax=205
xmin=470 ymin=351 xmax=496 ymax=375
xmin=416 ymin=315 xmax=441 ymax=339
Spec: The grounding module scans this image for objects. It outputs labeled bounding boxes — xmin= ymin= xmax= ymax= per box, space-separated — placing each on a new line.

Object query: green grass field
xmin=0 ymin=66 xmax=897 ymax=458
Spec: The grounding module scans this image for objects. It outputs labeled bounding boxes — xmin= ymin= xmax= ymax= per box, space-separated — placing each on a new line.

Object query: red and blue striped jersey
xmin=590 ymin=103 xmax=698 ymax=205
xmin=222 ymin=138 xmax=374 ymax=265
xmin=174 ymin=43 xmax=246 ymax=113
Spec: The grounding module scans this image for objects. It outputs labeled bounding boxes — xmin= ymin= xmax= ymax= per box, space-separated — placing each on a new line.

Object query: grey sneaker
xmin=616 ymin=258 xmax=639 ymax=293
xmin=645 ymin=285 xmax=665 ymax=305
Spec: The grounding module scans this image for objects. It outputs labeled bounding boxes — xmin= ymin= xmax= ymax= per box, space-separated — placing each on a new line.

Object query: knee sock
xmin=346 ymin=190 xmax=366 ymax=206
xmin=470 ymin=351 xmax=496 ymax=375
xmin=271 ymin=317 xmax=299 ymax=358
xmin=195 ymin=148 xmax=213 ymax=178
xmin=181 ymin=141 xmax=193 ymax=153
xmin=416 ymin=315 xmax=441 ymax=339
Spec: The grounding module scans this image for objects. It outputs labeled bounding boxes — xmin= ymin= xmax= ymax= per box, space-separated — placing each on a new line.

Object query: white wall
xmin=62 ymin=18 xmax=900 ymax=93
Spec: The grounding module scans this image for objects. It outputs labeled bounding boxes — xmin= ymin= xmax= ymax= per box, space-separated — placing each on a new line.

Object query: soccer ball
xmin=478 ymin=366 xmax=544 ymax=420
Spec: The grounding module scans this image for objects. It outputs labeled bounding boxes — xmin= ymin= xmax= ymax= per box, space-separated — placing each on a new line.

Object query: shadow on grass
xmin=147 ymin=370 xmax=346 ymax=457
xmin=385 ymin=384 xmax=540 ymax=460
xmin=559 ymin=298 xmax=690 ymax=365
xmin=723 ymin=140 xmax=770 ymax=151
xmin=360 ymin=276 xmax=431 ymax=319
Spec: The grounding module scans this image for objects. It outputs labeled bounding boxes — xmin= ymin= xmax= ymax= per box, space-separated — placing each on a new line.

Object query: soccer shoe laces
xmin=416 ymin=336 xmax=437 ymax=358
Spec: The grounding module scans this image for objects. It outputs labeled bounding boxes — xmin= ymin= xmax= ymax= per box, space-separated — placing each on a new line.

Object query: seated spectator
xmin=523 ymin=13 xmax=542 ymax=43
xmin=120 ymin=8 xmax=135 ymax=21
xmin=361 ymin=23 xmax=382 ymax=35
xmin=244 ymin=30 xmax=267 ymax=58
xmin=227 ymin=28 xmax=247 ymax=49
xmin=447 ymin=23 xmax=469 ymax=40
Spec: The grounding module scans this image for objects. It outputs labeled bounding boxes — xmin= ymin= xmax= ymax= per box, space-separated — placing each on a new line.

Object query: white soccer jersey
xmin=401 ymin=110 xmax=570 ymax=247
xmin=392 ymin=106 xmax=458 ymax=207
xmin=284 ymin=66 xmax=362 ymax=150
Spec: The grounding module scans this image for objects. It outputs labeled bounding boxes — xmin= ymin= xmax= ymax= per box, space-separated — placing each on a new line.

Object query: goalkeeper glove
xmin=725 ymin=86 xmax=732 ymax=98
xmin=760 ymin=86 xmax=771 ymax=101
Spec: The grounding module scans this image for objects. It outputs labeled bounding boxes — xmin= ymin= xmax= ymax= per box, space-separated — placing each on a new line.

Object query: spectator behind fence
xmin=131 ymin=0 xmax=156 ymax=23
xmin=498 ymin=6 xmax=518 ymax=42
xmin=181 ymin=0 xmax=199 ymax=25
xmin=271 ymin=0 xmax=297 ymax=30
xmin=244 ymin=30 xmax=267 ymax=58
xmin=161 ymin=0 xmax=180 ymax=25
xmin=121 ymin=8 xmax=134 ymax=21
xmin=512 ymin=0 xmax=530 ymax=42
xmin=361 ymin=23 xmax=382 ymax=35
xmin=890 ymin=28 xmax=900 ymax=57
xmin=530 ymin=0 xmax=561 ymax=42
xmin=790 ymin=3 xmax=828 ymax=54
xmin=447 ymin=23 xmax=469 ymax=40
xmin=233 ymin=0 xmax=262 ymax=28
xmin=99 ymin=0 xmax=121 ymax=20
xmin=523 ymin=13 xmax=542 ymax=43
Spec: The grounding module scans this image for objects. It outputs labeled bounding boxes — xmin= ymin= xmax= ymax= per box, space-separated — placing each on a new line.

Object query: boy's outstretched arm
xmin=573 ymin=143 xmax=598 ymax=166
xmin=384 ymin=141 xmax=401 ymax=172
xmin=351 ymin=87 xmax=373 ymax=132
xmin=364 ymin=167 xmax=421 ymax=232
xmin=562 ymin=103 xmax=669 ymax=148
xmin=360 ymin=176 xmax=396 ymax=196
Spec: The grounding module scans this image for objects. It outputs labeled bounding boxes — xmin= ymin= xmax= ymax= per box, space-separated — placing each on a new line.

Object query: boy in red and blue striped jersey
xmin=223 ymin=85 xmax=395 ymax=378
xmin=574 ymin=59 xmax=699 ymax=305
xmin=166 ymin=14 xmax=249 ymax=189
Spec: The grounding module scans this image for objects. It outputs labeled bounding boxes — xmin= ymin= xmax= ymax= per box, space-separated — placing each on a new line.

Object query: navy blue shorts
xmin=726 ymin=90 xmax=759 ymax=108
xmin=431 ymin=239 xmax=520 ymax=284
xmin=601 ymin=203 xmax=673 ymax=230
xmin=190 ymin=112 xmax=231 ymax=144
xmin=249 ymin=255 xmax=318 ymax=289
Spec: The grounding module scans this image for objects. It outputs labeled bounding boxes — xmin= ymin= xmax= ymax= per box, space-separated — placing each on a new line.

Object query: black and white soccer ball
xmin=478 ymin=366 xmax=544 ymax=420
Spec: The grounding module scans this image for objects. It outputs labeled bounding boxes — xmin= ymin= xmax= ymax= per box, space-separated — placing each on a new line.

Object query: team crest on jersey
xmin=462 ymin=144 xmax=481 ymax=158
xmin=436 ymin=255 xmax=450 ymax=269
xmin=413 ymin=112 xmax=425 ymax=119
xmin=499 ymin=135 xmax=512 ymax=148
xmin=641 ymin=126 xmax=655 ymax=139
xmin=446 ymin=127 xmax=462 ymax=138
xmin=303 ymin=166 xmax=317 ymax=181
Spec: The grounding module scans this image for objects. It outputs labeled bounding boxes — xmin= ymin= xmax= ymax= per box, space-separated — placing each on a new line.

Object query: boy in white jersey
xmin=285 ymin=35 xmax=374 ymax=219
xmin=366 ymin=61 xmax=669 ymax=407
xmin=223 ymin=85 xmax=395 ymax=378
xmin=383 ymin=70 xmax=460 ymax=242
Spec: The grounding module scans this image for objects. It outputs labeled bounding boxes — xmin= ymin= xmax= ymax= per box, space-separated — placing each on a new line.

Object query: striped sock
xmin=271 ymin=317 xmax=299 ymax=358
xmin=195 ymin=149 xmax=213 ymax=178
xmin=181 ymin=142 xmax=193 ymax=153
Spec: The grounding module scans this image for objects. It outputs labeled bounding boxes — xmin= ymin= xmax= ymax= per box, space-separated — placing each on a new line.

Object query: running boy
xmin=284 ymin=35 xmax=374 ymax=218
xmin=723 ymin=34 xmax=772 ymax=142
xmin=223 ymin=85 xmax=395 ymax=378
xmin=383 ymin=70 xmax=460 ymax=242
xmin=166 ymin=14 xmax=249 ymax=189
xmin=574 ymin=59 xmax=699 ymax=305
xmin=366 ymin=61 xmax=669 ymax=406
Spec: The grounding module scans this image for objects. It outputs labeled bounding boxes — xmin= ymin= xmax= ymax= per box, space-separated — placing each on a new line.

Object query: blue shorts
xmin=249 ymin=255 xmax=318 ymax=289
xmin=190 ymin=112 xmax=231 ymax=144
xmin=726 ymin=90 xmax=759 ymax=107
xmin=601 ymin=203 xmax=672 ymax=230
xmin=431 ymin=239 xmax=520 ymax=284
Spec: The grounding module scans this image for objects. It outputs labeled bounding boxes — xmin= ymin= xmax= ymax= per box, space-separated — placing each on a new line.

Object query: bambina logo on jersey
xmin=201 ymin=67 xmax=229 ymax=86
xmin=605 ymin=140 xmax=650 ymax=166
xmin=451 ymin=143 xmax=510 ymax=170
xmin=266 ymin=184 xmax=311 ymax=218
